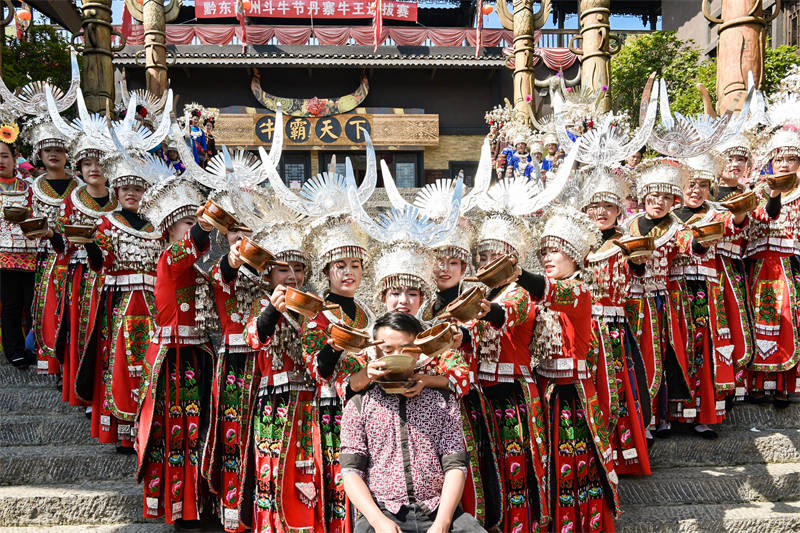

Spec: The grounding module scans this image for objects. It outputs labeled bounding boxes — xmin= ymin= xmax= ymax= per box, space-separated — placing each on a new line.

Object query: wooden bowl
xmin=19 ymin=217 xmax=47 ymax=238
xmin=464 ymin=254 xmax=516 ymax=289
xmin=441 ymin=286 xmax=484 ymax=322
xmin=720 ymin=191 xmax=759 ymax=215
xmin=377 ymin=379 xmax=413 ymax=394
xmin=201 ymin=199 xmax=240 ymax=235
xmin=239 ymin=235 xmax=283 ymax=272
xmin=327 ymin=322 xmax=379 ymax=353
xmin=691 ymin=220 xmax=725 ymax=244
xmin=378 ymin=354 xmax=418 ymax=380
xmin=766 ymin=172 xmax=798 ymax=193
xmin=284 ymin=286 xmax=339 ymax=318
xmin=62 ymin=224 xmax=96 ymax=244
xmin=613 ymin=236 xmax=655 ymax=259
xmin=3 ymin=206 xmax=29 ymax=223
xmin=414 ymin=322 xmax=454 ymax=358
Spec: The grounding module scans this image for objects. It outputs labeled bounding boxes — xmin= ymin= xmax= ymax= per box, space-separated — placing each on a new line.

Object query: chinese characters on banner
xmin=196 ymin=0 xmax=418 ymax=22
xmin=255 ymin=114 xmax=372 ymax=146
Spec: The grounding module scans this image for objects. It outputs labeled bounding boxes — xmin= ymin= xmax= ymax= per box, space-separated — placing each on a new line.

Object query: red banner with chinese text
xmin=195 ymin=0 xmax=417 ymax=22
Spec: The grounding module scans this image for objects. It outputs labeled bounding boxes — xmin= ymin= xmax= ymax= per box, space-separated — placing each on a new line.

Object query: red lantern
xmin=17 ymin=10 xmax=31 ymax=21
xmin=481 ymin=4 xmax=493 ymax=15
xmin=242 ymin=0 xmax=252 ymax=11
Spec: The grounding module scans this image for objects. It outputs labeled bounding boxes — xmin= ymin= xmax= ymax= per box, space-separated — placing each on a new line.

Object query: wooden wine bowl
xmin=463 ymin=254 xmax=516 ymax=289
xmin=691 ymin=220 xmax=725 ymax=244
xmin=414 ymin=322 xmax=455 ymax=358
xmin=239 ymin=235 xmax=287 ymax=272
xmin=720 ymin=191 xmax=759 ymax=215
xmin=440 ymin=286 xmax=484 ymax=322
xmin=284 ymin=286 xmax=340 ymax=318
xmin=63 ymin=224 xmax=96 ymax=244
xmin=201 ymin=199 xmax=240 ymax=235
xmin=613 ymin=236 xmax=655 ymax=259
xmin=3 ymin=206 xmax=29 ymax=223
xmin=766 ymin=172 xmax=798 ymax=193
xmin=326 ymin=322 xmax=381 ymax=353
xmin=19 ymin=217 xmax=47 ymax=238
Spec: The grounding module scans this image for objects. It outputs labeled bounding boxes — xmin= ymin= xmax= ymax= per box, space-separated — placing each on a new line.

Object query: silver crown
xmin=372 ymin=241 xmax=436 ymax=302
xmin=268 ymin=129 xmax=377 ymax=219
xmin=24 ymin=117 xmax=69 ymax=164
xmin=45 ymin=86 xmax=112 ymax=162
xmin=252 ymin=217 xmax=311 ymax=273
xmin=682 ymin=152 xmax=723 ymax=185
xmin=716 ymin=133 xmax=752 ymax=161
xmin=476 ymin=211 xmax=533 ymax=260
xmin=540 ymin=206 xmax=601 ymax=265
xmin=636 ymin=158 xmax=690 ymax=200
xmin=0 ymin=50 xmax=80 ymax=117
xmin=580 ymin=166 xmax=630 ymax=211
xmin=767 ymin=128 xmax=800 ymax=159
xmin=102 ymin=121 xmax=174 ymax=190
xmin=434 ymin=216 xmax=475 ymax=265
xmin=140 ymin=175 xmax=206 ymax=233
xmin=305 ymin=214 xmax=369 ymax=274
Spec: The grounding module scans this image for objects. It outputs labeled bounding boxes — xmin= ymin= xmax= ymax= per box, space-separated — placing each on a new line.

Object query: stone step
xmin=0 ymin=414 xmax=94 ymax=446
xmin=0 ymin=481 xmax=157 ymax=527
xmin=0 ymin=445 xmax=136 ymax=486
xmin=0 ymin=525 xmax=175 ymax=533
xmin=0 ymin=364 xmax=58 ymax=388
xmin=616 ymin=499 xmax=800 ymax=533
xmin=721 ymin=401 xmax=800 ymax=429
xmin=618 ymin=463 xmax=800 ymax=506
xmin=0 ymin=385 xmax=81 ymax=415
xmin=648 ymin=428 xmax=800 ymax=469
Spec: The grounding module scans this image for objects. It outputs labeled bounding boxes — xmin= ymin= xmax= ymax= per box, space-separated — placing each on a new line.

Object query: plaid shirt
xmin=339 ymin=386 xmax=467 ymax=514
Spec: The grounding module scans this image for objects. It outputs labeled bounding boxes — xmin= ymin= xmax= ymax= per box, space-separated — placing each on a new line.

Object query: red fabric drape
xmin=114 ymin=24 xmax=517 ymax=49
xmin=314 ymin=26 xmax=352 ymax=46
xmin=274 ymin=26 xmax=314 ymax=45
xmin=388 ymin=27 xmax=428 ymax=46
xmin=537 ymin=47 xmax=578 ymax=71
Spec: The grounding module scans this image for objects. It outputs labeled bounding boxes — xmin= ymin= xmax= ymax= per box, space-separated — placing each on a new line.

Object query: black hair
xmin=372 ymin=311 xmax=424 ymax=337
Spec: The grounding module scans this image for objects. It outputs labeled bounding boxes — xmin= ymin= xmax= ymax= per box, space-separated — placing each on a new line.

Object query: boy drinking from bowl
xmin=340 ymin=311 xmax=485 ymax=533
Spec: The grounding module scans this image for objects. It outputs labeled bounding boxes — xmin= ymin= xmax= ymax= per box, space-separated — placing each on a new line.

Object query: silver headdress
xmin=383 ymin=135 xmax=493 ymax=218
xmin=25 ymin=117 xmax=68 ymax=163
xmin=111 ymin=90 xmax=173 ymax=155
xmin=766 ymin=128 xmax=800 ymax=159
xmin=103 ymin=122 xmax=174 ymax=190
xmin=766 ymin=92 xmax=800 ymax=131
xmin=553 ymin=77 xmax=658 ymax=167
xmin=305 ymin=214 xmax=369 ymax=275
xmin=646 ymin=78 xmax=739 ymax=159
xmin=580 ymin=166 xmax=630 ymax=212
xmin=0 ymin=50 xmax=80 ymax=117
xmin=716 ymin=133 xmax=753 ymax=161
xmin=683 ymin=152 xmax=723 ymax=184
xmin=636 ymin=158 xmax=691 ymax=200
xmin=139 ymin=174 xmax=206 ymax=233
xmin=267 ymin=129 xmax=377 ymax=219
xmin=116 ymin=70 xmax=171 ymax=119
xmin=347 ymin=176 xmax=464 ymax=301
xmin=45 ymin=86 xmax=110 ymax=164
xmin=252 ymin=211 xmax=311 ymax=273
xmin=476 ymin=211 xmax=533 ymax=261
xmin=540 ymin=206 xmax=601 ymax=266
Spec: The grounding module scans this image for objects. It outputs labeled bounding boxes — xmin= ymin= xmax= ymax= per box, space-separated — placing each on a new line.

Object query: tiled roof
xmin=114 ymin=44 xmax=507 ymax=68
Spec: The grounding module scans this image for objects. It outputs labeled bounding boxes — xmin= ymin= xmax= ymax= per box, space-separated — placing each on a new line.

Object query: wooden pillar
xmin=495 ymin=0 xmax=552 ymax=125
xmin=704 ymin=0 xmax=781 ymax=113
xmin=76 ymin=0 xmax=120 ymax=114
xmin=124 ymin=0 xmax=180 ymax=97
xmin=569 ymin=0 xmax=621 ymax=113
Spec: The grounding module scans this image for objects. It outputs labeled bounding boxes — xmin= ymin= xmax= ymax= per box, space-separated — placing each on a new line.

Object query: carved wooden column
xmin=123 ymin=0 xmax=180 ymax=97
xmin=496 ymin=0 xmax=552 ymax=125
xmin=569 ymin=0 xmax=621 ymax=113
xmin=74 ymin=0 xmax=124 ymax=114
xmin=704 ymin=0 xmax=781 ymax=113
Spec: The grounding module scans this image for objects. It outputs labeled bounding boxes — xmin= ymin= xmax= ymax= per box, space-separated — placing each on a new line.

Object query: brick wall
xmin=424 ymin=134 xmax=484 ymax=168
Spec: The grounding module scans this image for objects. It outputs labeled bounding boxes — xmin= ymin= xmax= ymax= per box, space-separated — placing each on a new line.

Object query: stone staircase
xmin=2 ymin=353 xmax=800 ymax=531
